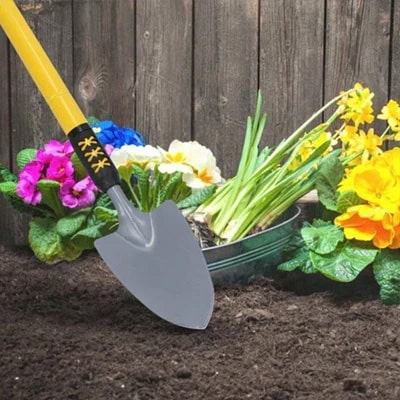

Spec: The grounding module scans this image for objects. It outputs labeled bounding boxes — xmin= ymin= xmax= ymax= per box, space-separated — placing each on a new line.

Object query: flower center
xmin=167 ymin=152 xmax=184 ymax=163
xmin=198 ymin=169 xmax=213 ymax=184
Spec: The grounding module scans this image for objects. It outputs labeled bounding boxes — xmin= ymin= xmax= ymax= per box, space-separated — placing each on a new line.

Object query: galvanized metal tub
xmin=203 ymin=205 xmax=301 ymax=286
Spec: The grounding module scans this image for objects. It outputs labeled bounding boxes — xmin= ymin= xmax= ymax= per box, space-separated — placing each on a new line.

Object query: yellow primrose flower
xmin=371 ymin=147 xmax=400 ymax=184
xmin=377 ymin=99 xmax=400 ymax=133
xmin=339 ymin=163 xmax=399 ymax=213
xmin=334 ymin=204 xmax=395 ymax=249
xmin=338 ymin=83 xmax=374 ymax=127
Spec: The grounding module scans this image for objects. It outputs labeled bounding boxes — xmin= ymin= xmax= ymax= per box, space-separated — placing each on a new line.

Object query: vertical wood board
xmin=135 ymin=0 xmax=193 ymax=147
xmin=193 ymin=0 xmax=259 ymax=178
xmin=259 ymin=0 xmax=325 ymax=145
xmin=73 ymin=0 xmax=136 ymax=128
xmin=324 ymin=0 xmax=391 ymax=122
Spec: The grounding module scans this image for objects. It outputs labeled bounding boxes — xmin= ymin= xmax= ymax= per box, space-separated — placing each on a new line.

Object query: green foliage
xmin=315 ymin=151 xmax=344 ymax=212
xmin=16 ymin=148 xmax=37 ymax=170
xmin=176 ymin=184 xmax=216 ymax=209
xmin=301 ymin=220 xmax=344 ymax=254
xmin=310 ymin=241 xmax=378 ymax=282
xmin=373 ymin=250 xmax=400 ymax=305
xmin=37 ymin=180 xmax=64 ymax=217
xmin=29 ymin=217 xmax=83 ymax=264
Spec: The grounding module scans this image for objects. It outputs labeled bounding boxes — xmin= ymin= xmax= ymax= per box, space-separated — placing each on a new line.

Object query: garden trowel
xmin=0 ymin=0 xmax=214 ymax=329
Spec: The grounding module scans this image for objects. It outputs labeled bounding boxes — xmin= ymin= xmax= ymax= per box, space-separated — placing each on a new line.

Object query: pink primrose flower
xmin=45 ymin=156 xmax=74 ymax=183
xmin=59 ymin=177 xmax=98 ymax=209
xmin=16 ymin=161 xmax=44 ymax=205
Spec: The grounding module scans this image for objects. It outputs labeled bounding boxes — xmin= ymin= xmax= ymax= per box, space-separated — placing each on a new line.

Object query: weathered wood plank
xmin=392 ymin=0 xmax=400 ymax=100
xmin=135 ymin=0 xmax=193 ymax=147
xmin=193 ymin=0 xmax=259 ymax=178
xmin=259 ymin=0 xmax=325 ymax=145
xmin=0 ymin=26 xmax=12 ymax=244
xmin=3 ymin=0 xmax=73 ymax=245
xmin=324 ymin=0 xmax=391 ymax=121
xmin=73 ymin=0 xmax=136 ymax=128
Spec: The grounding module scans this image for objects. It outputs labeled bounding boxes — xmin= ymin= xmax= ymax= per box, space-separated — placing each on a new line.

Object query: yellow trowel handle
xmin=0 ymin=0 xmax=120 ymax=192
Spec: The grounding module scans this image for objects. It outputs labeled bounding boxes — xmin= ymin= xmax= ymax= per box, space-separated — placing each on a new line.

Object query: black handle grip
xmin=68 ymin=123 xmax=120 ymax=192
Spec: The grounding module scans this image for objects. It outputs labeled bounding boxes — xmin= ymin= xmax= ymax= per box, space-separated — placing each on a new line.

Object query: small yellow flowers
xmin=335 ymin=148 xmax=400 ymax=248
xmin=338 ymin=82 xmax=374 ymax=128
xmin=377 ymin=99 xmax=400 ymax=137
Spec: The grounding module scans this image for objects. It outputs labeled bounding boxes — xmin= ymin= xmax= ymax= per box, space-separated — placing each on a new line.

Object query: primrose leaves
xmin=301 ymin=220 xmax=344 ymax=254
xmin=315 ymin=152 xmax=344 ymax=211
xmin=336 ymin=190 xmax=362 ymax=213
xmin=16 ymin=148 xmax=37 ymax=170
xmin=310 ymin=241 xmax=378 ymax=282
xmin=373 ymin=250 xmax=400 ymax=305
xmin=29 ymin=217 xmax=82 ymax=264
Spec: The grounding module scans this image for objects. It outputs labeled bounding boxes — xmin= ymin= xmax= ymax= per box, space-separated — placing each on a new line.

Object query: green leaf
xmin=0 ymin=181 xmax=17 ymax=196
xmin=95 ymin=193 xmax=114 ymax=209
xmin=278 ymin=231 xmax=317 ymax=274
xmin=336 ymin=190 xmax=362 ymax=213
xmin=301 ymin=220 xmax=344 ymax=254
xmin=315 ymin=152 xmax=344 ymax=211
xmin=87 ymin=116 xmax=100 ymax=124
xmin=161 ymin=171 xmax=183 ymax=202
xmin=16 ymin=148 xmax=37 ymax=170
xmin=310 ymin=240 xmax=378 ymax=282
xmin=132 ymin=164 xmax=150 ymax=210
xmin=71 ymin=153 xmax=87 ymax=181
xmin=56 ymin=209 xmax=90 ymax=237
xmin=29 ymin=218 xmax=82 ymax=264
xmin=373 ymin=249 xmax=400 ymax=305
xmin=0 ymin=163 xmax=17 ymax=183
xmin=37 ymin=179 xmax=65 ymax=217
xmin=176 ymin=184 xmax=217 ymax=209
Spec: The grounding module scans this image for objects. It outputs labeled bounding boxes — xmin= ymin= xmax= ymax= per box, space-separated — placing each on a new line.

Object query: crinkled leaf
xmin=29 ymin=217 xmax=82 ymax=264
xmin=310 ymin=240 xmax=378 ymax=282
xmin=161 ymin=171 xmax=183 ymax=203
xmin=71 ymin=207 xmax=118 ymax=249
xmin=0 ymin=163 xmax=17 ymax=183
xmin=176 ymin=184 xmax=217 ymax=209
xmin=0 ymin=181 xmax=50 ymax=217
xmin=132 ymin=164 xmax=150 ymax=210
xmin=37 ymin=179 xmax=65 ymax=217
xmin=315 ymin=152 xmax=344 ymax=211
xmin=373 ymin=249 xmax=400 ymax=305
xmin=95 ymin=193 xmax=114 ymax=209
xmin=278 ymin=231 xmax=317 ymax=274
xmin=71 ymin=153 xmax=87 ymax=181
xmin=301 ymin=220 xmax=344 ymax=254
xmin=56 ymin=208 xmax=90 ymax=237
xmin=0 ymin=181 xmax=17 ymax=196
xmin=16 ymin=148 xmax=37 ymax=170
xmin=336 ymin=190 xmax=362 ymax=213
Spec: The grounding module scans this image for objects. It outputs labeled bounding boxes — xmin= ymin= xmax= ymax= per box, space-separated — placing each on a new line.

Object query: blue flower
xmin=90 ymin=120 xmax=146 ymax=149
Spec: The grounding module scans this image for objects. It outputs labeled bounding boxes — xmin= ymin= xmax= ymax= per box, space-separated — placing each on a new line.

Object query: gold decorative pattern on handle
xmin=77 ymin=135 xmax=111 ymax=174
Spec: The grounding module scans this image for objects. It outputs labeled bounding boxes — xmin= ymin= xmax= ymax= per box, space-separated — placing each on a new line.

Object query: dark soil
xmin=1 ymin=243 xmax=399 ymax=400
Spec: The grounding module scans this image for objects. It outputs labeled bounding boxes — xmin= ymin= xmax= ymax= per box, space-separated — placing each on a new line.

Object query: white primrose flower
xmin=111 ymin=144 xmax=162 ymax=170
xmin=182 ymin=141 xmax=222 ymax=189
xmin=158 ymin=140 xmax=194 ymax=174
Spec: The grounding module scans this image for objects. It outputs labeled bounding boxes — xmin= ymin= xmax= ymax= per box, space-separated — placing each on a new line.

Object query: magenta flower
xmin=59 ymin=177 xmax=98 ymax=209
xmin=45 ymin=156 xmax=74 ymax=182
xmin=16 ymin=161 xmax=43 ymax=205
xmin=37 ymin=140 xmax=74 ymax=163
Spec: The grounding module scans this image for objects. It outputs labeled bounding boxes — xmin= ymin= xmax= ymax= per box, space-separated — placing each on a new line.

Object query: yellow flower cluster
xmin=337 ymin=83 xmax=400 ymax=165
xmin=335 ymin=147 xmax=400 ymax=249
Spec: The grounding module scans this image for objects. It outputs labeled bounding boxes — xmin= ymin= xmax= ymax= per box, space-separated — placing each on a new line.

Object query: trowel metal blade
xmin=94 ymin=200 xmax=214 ymax=329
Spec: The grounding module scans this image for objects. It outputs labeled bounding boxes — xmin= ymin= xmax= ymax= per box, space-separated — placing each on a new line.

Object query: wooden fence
xmin=1 ymin=0 xmax=399 ymax=245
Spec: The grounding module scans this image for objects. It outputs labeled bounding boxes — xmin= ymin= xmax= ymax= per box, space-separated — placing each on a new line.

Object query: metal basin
xmin=203 ymin=205 xmax=301 ymax=286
